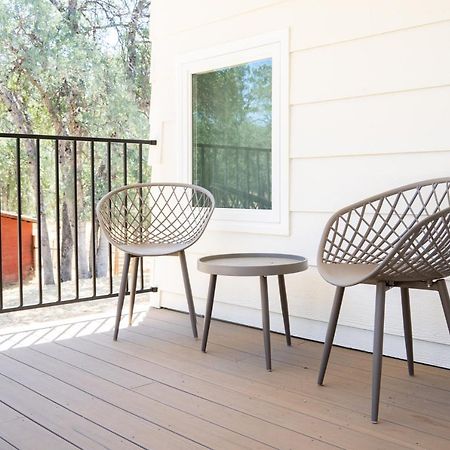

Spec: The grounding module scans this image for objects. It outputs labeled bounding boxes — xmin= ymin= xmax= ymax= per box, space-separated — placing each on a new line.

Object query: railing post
xmin=16 ymin=137 xmax=24 ymax=307
xmin=55 ymin=139 xmax=62 ymax=302
xmin=36 ymin=138 xmax=43 ymax=304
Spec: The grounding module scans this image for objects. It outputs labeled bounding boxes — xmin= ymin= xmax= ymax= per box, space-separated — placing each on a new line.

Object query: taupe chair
xmin=317 ymin=178 xmax=450 ymax=423
xmin=96 ymin=183 xmax=215 ymax=340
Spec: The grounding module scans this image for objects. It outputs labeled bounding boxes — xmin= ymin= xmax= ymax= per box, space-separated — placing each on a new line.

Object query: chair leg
xmin=372 ymin=281 xmax=386 ymax=424
xmin=114 ymin=253 xmax=131 ymax=341
xmin=179 ymin=250 xmax=198 ymax=338
xmin=201 ymin=274 xmax=217 ymax=352
xmin=318 ymin=286 xmax=345 ymax=385
xmin=278 ymin=275 xmax=291 ymax=346
xmin=128 ymin=257 xmax=139 ymax=326
xmin=437 ymin=279 xmax=450 ymax=334
xmin=400 ymin=287 xmax=414 ymax=376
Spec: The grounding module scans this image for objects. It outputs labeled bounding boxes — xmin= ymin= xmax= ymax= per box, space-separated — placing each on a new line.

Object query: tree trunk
xmin=59 ymin=140 xmax=74 ymax=282
xmin=77 ymin=151 xmax=90 ymax=279
xmin=89 ymin=157 xmax=109 ymax=278
xmin=0 ymin=85 xmax=55 ymax=285
xmin=95 ymin=220 xmax=109 ymax=277
xmin=78 ymin=220 xmax=90 ymax=278
xmin=38 ymin=190 xmax=55 ymax=285
xmin=60 ymin=200 xmax=73 ymax=282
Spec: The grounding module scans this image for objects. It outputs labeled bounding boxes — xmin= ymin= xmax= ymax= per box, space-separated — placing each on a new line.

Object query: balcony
xmin=0 ymin=308 xmax=448 ymax=449
xmin=0 ymin=129 xmax=448 ymax=448
xmin=1 ymin=1 xmax=449 ymax=447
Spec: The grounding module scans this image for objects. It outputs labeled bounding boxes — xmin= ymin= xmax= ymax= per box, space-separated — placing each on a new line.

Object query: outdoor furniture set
xmin=97 ymin=178 xmax=450 ymax=423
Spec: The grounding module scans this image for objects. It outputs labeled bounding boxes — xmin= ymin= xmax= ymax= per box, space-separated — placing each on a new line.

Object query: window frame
xmin=178 ymin=30 xmax=289 ymax=235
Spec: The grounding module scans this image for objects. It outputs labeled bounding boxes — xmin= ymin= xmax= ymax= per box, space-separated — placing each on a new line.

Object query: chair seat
xmin=118 ymin=242 xmax=189 ymax=257
xmin=319 ymin=262 xmax=379 ymax=287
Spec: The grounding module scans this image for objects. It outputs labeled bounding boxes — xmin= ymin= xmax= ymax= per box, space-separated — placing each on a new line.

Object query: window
xmin=192 ymin=58 xmax=272 ymax=210
xmin=179 ymin=31 xmax=289 ymax=234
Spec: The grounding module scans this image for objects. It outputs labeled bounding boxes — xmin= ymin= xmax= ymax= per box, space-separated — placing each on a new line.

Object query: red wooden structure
xmin=0 ymin=212 xmax=36 ymax=284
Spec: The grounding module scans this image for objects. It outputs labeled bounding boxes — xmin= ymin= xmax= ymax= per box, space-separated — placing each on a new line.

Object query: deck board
xmin=114 ymin=324 xmax=450 ymax=447
xmin=0 ymin=308 xmax=448 ymax=449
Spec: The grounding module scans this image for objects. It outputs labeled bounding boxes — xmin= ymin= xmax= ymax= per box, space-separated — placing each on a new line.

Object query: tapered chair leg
xmin=372 ymin=281 xmax=386 ymax=423
xmin=179 ymin=250 xmax=198 ymax=338
xmin=400 ymin=287 xmax=414 ymax=376
xmin=114 ymin=253 xmax=131 ymax=341
xmin=437 ymin=279 xmax=450 ymax=334
xmin=318 ymin=286 xmax=345 ymax=385
xmin=128 ymin=257 xmax=140 ymax=326
xmin=278 ymin=275 xmax=291 ymax=346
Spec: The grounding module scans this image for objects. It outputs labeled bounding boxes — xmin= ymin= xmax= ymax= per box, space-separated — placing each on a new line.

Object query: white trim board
xmin=177 ymin=30 xmax=290 ymax=235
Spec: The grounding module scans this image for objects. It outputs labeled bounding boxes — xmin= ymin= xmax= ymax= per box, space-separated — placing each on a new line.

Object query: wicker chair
xmin=96 ymin=183 xmax=215 ymax=340
xmin=317 ymin=178 xmax=450 ymax=423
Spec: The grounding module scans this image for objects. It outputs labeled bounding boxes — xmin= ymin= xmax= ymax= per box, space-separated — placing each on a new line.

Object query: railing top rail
xmin=195 ymin=143 xmax=270 ymax=152
xmin=0 ymin=132 xmax=156 ymax=145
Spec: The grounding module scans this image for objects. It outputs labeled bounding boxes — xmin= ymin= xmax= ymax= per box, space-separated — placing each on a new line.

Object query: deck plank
xmin=0 ymin=436 xmax=18 ymax=450
xmin=119 ymin=323 xmax=450 ymax=437
xmin=0 ymin=351 xmax=202 ymax=450
xmin=48 ymin=339 xmax=346 ymax=450
xmin=118 ymin=327 xmax=450 ymax=446
xmin=80 ymin=328 xmax=443 ymax=449
xmin=3 ymin=345 xmax=286 ymax=450
xmin=0 ymin=400 xmax=76 ymax=450
xmin=0 ymin=372 xmax=142 ymax=450
xmin=0 ymin=308 xmax=448 ymax=450
xmin=145 ymin=309 xmax=450 ymax=385
xmin=137 ymin=315 xmax=450 ymax=419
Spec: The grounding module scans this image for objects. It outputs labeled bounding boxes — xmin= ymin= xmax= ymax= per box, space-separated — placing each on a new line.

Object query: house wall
xmin=149 ymin=0 xmax=450 ymax=367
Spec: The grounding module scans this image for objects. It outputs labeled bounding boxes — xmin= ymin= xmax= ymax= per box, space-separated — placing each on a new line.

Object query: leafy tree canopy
xmin=0 ymin=0 xmax=150 ymax=139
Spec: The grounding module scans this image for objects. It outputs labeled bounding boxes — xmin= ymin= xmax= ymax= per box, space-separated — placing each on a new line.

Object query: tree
xmin=0 ymin=85 xmax=55 ymax=284
xmin=0 ymin=0 xmax=151 ymax=285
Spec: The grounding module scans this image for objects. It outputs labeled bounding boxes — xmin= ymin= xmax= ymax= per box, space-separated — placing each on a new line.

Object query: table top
xmin=197 ymin=253 xmax=308 ymax=277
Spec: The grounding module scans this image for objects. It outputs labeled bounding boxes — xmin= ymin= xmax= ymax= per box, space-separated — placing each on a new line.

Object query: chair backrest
xmin=96 ymin=183 xmax=215 ymax=249
xmin=320 ymin=178 xmax=450 ymax=266
xmin=378 ymin=206 xmax=450 ymax=281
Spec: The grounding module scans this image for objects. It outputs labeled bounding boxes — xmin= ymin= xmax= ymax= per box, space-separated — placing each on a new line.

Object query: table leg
xmin=278 ymin=275 xmax=291 ymax=346
xmin=260 ymin=276 xmax=272 ymax=371
xmin=201 ymin=274 xmax=217 ymax=352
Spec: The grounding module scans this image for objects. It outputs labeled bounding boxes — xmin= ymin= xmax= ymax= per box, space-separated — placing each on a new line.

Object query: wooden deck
xmin=0 ymin=308 xmax=449 ymax=449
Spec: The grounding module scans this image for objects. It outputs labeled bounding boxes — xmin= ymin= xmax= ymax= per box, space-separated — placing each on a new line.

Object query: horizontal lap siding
xmin=291 ymin=21 xmax=450 ymax=104
xmin=290 ymin=151 xmax=450 ymax=212
xmin=150 ymin=0 xmax=450 ymax=367
xmin=290 ymin=87 xmax=450 ymax=158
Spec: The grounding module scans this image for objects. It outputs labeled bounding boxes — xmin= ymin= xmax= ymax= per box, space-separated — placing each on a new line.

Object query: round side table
xmin=197 ymin=253 xmax=308 ymax=371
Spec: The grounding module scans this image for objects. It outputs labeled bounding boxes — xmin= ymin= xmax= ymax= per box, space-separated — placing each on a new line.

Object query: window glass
xmin=192 ymin=58 xmax=272 ymax=209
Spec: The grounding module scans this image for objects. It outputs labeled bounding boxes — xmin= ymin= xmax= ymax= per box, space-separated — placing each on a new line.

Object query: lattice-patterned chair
xmin=96 ymin=183 xmax=215 ymax=340
xmin=317 ymin=178 xmax=450 ymax=423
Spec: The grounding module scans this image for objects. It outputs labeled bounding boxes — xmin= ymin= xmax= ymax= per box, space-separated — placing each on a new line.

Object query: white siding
xmin=149 ymin=0 xmax=450 ymax=367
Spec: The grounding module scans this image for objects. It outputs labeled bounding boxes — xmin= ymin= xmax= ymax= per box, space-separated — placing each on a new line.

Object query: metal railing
xmin=193 ymin=143 xmax=271 ymax=210
xmin=0 ymin=132 xmax=156 ymax=313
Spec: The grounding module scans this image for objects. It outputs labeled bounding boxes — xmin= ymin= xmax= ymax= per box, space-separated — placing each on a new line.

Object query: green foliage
xmin=0 ymin=0 xmax=151 ymax=215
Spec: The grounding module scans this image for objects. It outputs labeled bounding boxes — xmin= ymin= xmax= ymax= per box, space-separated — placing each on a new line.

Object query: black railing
xmin=193 ymin=143 xmax=271 ymax=210
xmin=0 ymin=132 xmax=156 ymax=313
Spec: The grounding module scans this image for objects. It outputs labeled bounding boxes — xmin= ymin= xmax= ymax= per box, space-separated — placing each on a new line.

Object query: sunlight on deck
xmin=0 ymin=310 xmax=146 ymax=351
